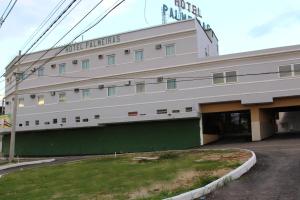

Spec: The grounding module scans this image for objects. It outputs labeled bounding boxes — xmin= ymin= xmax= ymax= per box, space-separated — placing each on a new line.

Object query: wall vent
xmin=30 ymin=94 xmax=36 ymax=99
xmin=124 ymin=49 xmax=130 ymax=54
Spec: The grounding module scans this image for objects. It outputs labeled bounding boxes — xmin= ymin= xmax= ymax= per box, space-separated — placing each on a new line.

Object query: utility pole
xmin=9 ymin=51 xmax=21 ymax=162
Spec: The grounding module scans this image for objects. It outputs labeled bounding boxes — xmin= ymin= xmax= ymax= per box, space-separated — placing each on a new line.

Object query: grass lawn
xmin=0 ymin=149 xmax=251 ymax=200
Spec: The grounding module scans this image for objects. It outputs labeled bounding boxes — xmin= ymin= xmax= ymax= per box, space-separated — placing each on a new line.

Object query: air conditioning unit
xmin=125 ymin=81 xmax=131 ymax=86
xmin=155 ymin=44 xmax=162 ymax=50
xmin=98 ymin=55 xmax=103 ymax=59
xmin=124 ymin=49 xmax=130 ymax=54
xmin=72 ymin=60 xmax=78 ymax=64
xmin=74 ymin=88 xmax=80 ymax=93
xmin=157 ymin=77 xmax=164 ymax=83
xmin=51 ymin=64 xmax=56 ymax=69
xmin=50 ymin=91 xmax=56 ymax=96
xmin=30 ymin=94 xmax=36 ymax=99
xmin=98 ymin=84 xmax=104 ymax=89
xmin=31 ymin=68 xmax=37 ymax=73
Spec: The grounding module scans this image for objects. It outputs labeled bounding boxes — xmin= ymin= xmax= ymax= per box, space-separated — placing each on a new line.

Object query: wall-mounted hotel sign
xmin=65 ymin=35 xmax=121 ymax=53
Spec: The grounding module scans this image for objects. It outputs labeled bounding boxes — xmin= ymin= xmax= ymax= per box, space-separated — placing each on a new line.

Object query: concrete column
xmin=251 ymin=107 xmax=275 ymax=141
xmin=251 ymin=107 xmax=262 ymax=141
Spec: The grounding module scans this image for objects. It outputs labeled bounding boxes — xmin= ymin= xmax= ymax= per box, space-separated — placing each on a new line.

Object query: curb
xmin=0 ymin=159 xmax=56 ymax=171
xmin=165 ymin=149 xmax=256 ymax=200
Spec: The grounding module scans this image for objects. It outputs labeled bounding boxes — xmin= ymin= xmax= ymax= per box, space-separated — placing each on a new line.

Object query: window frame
xmin=135 ymin=81 xmax=145 ymax=93
xmin=82 ymin=89 xmax=90 ymax=100
xmin=18 ymin=97 xmax=25 ymax=107
xmin=279 ymin=65 xmax=293 ymax=78
xmin=81 ymin=59 xmax=90 ymax=70
xmin=107 ymin=54 xmax=116 ymax=65
xmin=107 ymin=86 xmax=116 ymax=97
xmin=134 ymin=49 xmax=144 ymax=62
xmin=58 ymin=92 xmax=66 ymax=103
xmin=37 ymin=67 xmax=44 ymax=77
xmin=165 ymin=44 xmax=176 ymax=57
xmin=37 ymin=95 xmax=45 ymax=106
xmin=166 ymin=78 xmax=177 ymax=90
xmin=59 ymin=63 xmax=66 ymax=75
xmin=225 ymin=71 xmax=237 ymax=83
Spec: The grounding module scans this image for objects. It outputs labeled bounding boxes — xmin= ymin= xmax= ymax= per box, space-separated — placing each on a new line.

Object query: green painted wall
xmin=2 ymin=119 xmax=200 ymax=157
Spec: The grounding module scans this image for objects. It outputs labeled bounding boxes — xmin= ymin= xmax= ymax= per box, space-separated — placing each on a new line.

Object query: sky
xmin=0 ymin=0 xmax=300 ymax=99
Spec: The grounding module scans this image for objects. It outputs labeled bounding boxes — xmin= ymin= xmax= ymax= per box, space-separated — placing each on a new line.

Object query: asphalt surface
xmin=206 ymin=133 xmax=300 ymax=200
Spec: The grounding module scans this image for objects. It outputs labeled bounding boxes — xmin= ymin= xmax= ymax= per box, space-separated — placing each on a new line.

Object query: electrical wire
xmin=3 ymin=70 xmax=297 ymax=98
xmin=20 ymin=0 xmax=67 ymax=51
xmin=0 ymin=0 xmax=13 ymax=19
xmin=17 ymin=0 xmax=126 ymax=87
xmin=2 ymin=0 xmax=78 ymax=76
xmin=20 ymin=0 xmax=104 ymax=74
xmin=0 ymin=0 xmax=17 ymax=28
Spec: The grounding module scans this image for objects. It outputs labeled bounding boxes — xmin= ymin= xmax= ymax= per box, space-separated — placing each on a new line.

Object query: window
xmin=136 ymin=81 xmax=145 ymax=93
xmin=172 ymin=110 xmax=180 ymax=113
xmin=25 ymin=121 xmax=29 ymax=126
xmin=185 ymin=107 xmax=193 ymax=112
xmin=166 ymin=44 xmax=175 ymax=56
xmin=37 ymin=95 xmax=45 ymax=105
xmin=59 ymin=92 xmax=66 ymax=103
xmin=279 ymin=65 xmax=292 ymax=77
xmin=75 ymin=116 xmax=80 ymax=122
xmin=17 ymin=72 xmax=25 ymax=81
xmin=18 ymin=98 xmax=24 ymax=107
xmin=53 ymin=119 xmax=58 ymax=124
xmin=225 ymin=71 xmax=237 ymax=83
xmin=82 ymin=89 xmax=90 ymax=100
xmin=62 ymin=118 xmax=67 ymax=123
xmin=81 ymin=59 xmax=90 ymax=70
xmin=213 ymin=73 xmax=225 ymax=84
xmin=35 ymin=120 xmax=39 ymax=125
xmin=108 ymin=86 xmax=116 ymax=96
xmin=37 ymin=67 xmax=44 ymax=77
xmin=83 ymin=118 xmax=89 ymax=122
xmin=19 ymin=123 xmax=23 ymax=127
xmin=135 ymin=50 xmax=143 ymax=62
xmin=167 ymin=79 xmax=177 ymax=89
xmin=44 ymin=122 xmax=50 ymax=125
xmin=94 ymin=115 xmax=100 ymax=119
xmin=157 ymin=109 xmax=167 ymax=114
xmin=59 ymin=63 xmax=66 ymax=75
xmin=294 ymin=64 xmax=300 ymax=76
xmin=107 ymin=54 xmax=115 ymax=65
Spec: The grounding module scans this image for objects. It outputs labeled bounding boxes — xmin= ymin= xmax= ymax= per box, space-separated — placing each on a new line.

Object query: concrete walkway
xmin=206 ymin=133 xmax=300 ymax=200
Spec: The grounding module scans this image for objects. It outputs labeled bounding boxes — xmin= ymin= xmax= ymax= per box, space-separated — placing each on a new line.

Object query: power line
xmin=26 ymin=0 xmax=83 ymax=53
xmin=0 ymin=0 xmax=13 ymax=19
xmin=5 ymin=70 xmax=297 ymax=97
xmin=2 ymin=0 xmax=79 ymax=77
xmin=16 ymin=0 xmax=126 ymax=87
xmin=20 ymin=0 xmax=67 ymax=51
xmin=21 ymin=0 xmax=104 ymax=73
xmin=0 ymin=0 xmax=17 ymax=29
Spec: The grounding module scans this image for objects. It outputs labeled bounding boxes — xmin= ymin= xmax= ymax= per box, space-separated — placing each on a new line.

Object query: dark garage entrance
xmin=202 ymin=110 xmax=252 ymax=144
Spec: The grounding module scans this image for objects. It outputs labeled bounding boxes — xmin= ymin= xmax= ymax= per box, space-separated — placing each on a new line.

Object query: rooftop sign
xmin=162 ymin=0 xmax=202 ymax=22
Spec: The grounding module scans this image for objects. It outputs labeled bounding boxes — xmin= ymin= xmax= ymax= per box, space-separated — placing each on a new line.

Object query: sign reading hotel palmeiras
xmin=163 ymin=0 xmax=202 ymax=21
xmin=65 ymin=35 xmax=121 ymax=53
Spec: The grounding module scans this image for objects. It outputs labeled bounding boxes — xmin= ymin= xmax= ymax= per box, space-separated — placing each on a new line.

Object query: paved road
xmin=206 ymin=133 xmax=300 ymax=200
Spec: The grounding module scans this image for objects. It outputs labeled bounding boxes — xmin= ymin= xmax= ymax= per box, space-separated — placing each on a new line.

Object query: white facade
xmin=3 ymin=19 xmax=300 ymax=135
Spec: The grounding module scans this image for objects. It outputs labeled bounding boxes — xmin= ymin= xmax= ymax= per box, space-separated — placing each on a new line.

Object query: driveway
xmin=206 ymin=133 xmax=300 ymax=200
